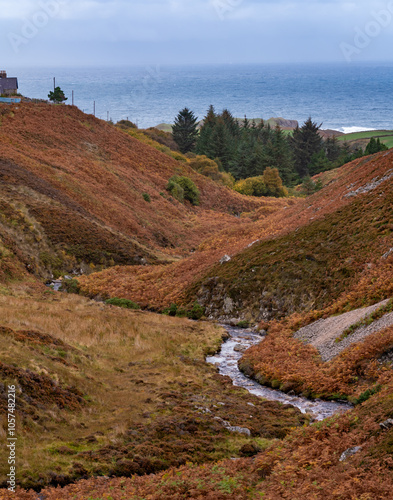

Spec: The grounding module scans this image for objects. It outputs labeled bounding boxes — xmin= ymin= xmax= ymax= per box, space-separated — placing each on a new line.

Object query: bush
xmin=60 ymin=278 xmax=80 ymax=294
xmin=189 ymin=155 xmax=235 ymax=187
xmin=166 ymin=179 xmax=184 ymax=202
xmin=234 ymin=168 xmax=288 ymax=198
xmin=163 ymin=303 xmax=178 ymax=316
xmin=142 ymin=193 xmax=151 ymax=203
xmin=116 ymin=119 xmax=137 ymax=129
xmin=167 ymin=176 xmax=199 ymax=205
xmin=105 ymin=297 xmax=140 ymax=309
xmin=353 ymin=385 xmax=381 ymax=405
xmin=236 ymin=320 xmax=250 ymax=329
xmin=234 ymin=176 xmax=266 ymax=197
xmin=188 ymin=302 xmax=204 ymax=320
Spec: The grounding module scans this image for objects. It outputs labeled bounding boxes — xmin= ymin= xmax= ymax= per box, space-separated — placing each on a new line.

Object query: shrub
xmin=353 ymin=385 xmax=381 ymax=405
xmin=234 ymin=169 xmax=288 ymax=198
xmin=167 ymin=176 xmax=199 ymax=205
xmin=234 ymin=176 xmax=266 ymax=197
xmin=60 ymin=278 xmax=80 ymax=295
xmin=189 ymin=155 xmax=234 ymax=187
xmin=166 ymin=179 xmax=185 ymax=202
xmin=236 ymin=320 xmax=249 ymax=329
xmin=116 ymin=119 xmax=137 ymax=129
xmin=163 ymin=303 xmax=178 ymax=316
xmin=188 ymin=302 xmax=204 ymax=320
xmin=105 ymin=297 xmax=140 ymax=309
xmin=142 ymin=193 xmax=151 ymax=203
xmin=175 ymin=308 xmax=189 ymax=318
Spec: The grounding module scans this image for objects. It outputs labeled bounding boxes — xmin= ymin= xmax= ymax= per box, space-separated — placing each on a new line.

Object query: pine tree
xmin=290 ymin=118 xmax=323 ymax=178
xmin=365 ymin=137 xmax=388 ymax=155
xmin=325 ymin=136 xmax=342 ymax=162
xmin=172 ymin=108 xmax=199 ymax=153
xmin=270 ymin=126 xmax=295 ymax=185
xmin=211 ymin=117 xmax=234 ymax=169
xmin=196 ymin=105 xmax=217 ymax=157
xmin=48 ymin=86 xmax=67 ymax=104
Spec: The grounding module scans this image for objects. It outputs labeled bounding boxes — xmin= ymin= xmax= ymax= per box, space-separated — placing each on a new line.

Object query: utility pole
xmin=107 ymin=111 xmax=109 ymax=121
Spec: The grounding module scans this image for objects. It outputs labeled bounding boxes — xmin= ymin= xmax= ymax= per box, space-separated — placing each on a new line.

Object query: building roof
xmin=0 ymin=77 xmax=18 ymax=93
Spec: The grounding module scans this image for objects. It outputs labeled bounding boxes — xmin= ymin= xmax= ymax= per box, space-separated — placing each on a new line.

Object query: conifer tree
xmin=365 ymin=137 xmax=388 ymax=155
xmin=290 ymin=118 xmax=323 ymax=178
xmin=325 ymin=136 xmax=342 ymax=162
xmin=196 ymin=105 xmax=217 ymax=157
xmin=48 ymin=86 xmax=67 ymax=104
xmin=172 ymin=108 xmax=199 ymax=153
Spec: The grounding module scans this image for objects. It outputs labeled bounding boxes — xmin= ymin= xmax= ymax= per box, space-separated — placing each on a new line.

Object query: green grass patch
xmin=105 ymin=297 xmax=140 ymax=309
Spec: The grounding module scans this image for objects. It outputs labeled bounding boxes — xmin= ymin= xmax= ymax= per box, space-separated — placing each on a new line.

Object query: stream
xmin=206 ymin=325 xmax=353 ymax=421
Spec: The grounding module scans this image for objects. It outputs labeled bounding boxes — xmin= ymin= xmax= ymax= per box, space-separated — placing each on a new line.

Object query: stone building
xmin=0 ymin=71 xmax=18 ymax=96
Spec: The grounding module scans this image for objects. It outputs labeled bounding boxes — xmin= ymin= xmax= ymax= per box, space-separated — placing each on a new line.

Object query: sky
xmin=1 ymin=0 xmax=393 ymax=66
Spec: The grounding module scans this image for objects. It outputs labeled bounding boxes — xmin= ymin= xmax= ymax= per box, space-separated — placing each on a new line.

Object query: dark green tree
xmin=48 ymin=86 xmax=67 ymax=104
xmin=265 ymin=126 xmax=295 ymax=184
xmin=196 ymin=105 xmax=217 ymax=157
xmin=172 ymin=108 xmax=199 ymax=153
xmin=325 ymin=136 xmax=342 ymax=162
xmin=365 ymin=137 xmax=388 ymax=155
xmin=290 ymin=118 xmax=323 ymax=178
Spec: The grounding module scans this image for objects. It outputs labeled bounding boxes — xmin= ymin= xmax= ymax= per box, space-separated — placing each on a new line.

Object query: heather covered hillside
xmin=79 ymin=149 xmax=393 ymax=316
xmin=1 ymin=103 xmax=393 ymax=499
xmin=0 ymin=102 xmax=274 ymax=281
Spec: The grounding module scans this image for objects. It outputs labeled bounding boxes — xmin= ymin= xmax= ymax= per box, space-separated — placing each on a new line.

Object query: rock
xmin=213 ymin=416 xmax=251 ymax=436
xmin=382 ymin=248 xmax=393 ymax=260
xmin=379 ymin=419 xmax=393 ymax=430
xmin=339 ymin=446 xmax=362 ymax=462
xmin=220 ymin=255 xmax=231 ymax=264
xmin=223 ymin=297 xmax=234 ymax=314
xmin=227 ymin=425 xmax=251 ymax=436
xmin=258 ymin=329 xmax=267 ymax=336
xmin=234 ymin=344 xmax=248 ymax=352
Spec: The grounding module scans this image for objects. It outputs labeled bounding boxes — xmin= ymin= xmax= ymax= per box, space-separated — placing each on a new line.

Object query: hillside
xmin=0 ymin=102 xmax=272 ymax=282
xmin=1 ymin=104 xmax=393 ymax=499
xmin=79 ymin=149 xmax=393 ymax=316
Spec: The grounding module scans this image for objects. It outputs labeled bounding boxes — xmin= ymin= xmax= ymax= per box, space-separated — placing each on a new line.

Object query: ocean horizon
xmin=9 ymin=63 xmax=393 ymax=131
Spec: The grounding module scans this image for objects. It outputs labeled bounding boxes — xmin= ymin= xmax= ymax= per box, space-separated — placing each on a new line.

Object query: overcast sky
xmin=1 ymin=0 xmax=393 ymax=66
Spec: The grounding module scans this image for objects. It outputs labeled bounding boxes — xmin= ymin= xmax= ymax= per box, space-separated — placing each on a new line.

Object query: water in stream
xmin=206 ymin=326 xmax=353 ymax=421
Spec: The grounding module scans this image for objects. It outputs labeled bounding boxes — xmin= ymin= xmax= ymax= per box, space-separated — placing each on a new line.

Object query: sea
xmin=10 ymin=63 xmax=393 ymax=132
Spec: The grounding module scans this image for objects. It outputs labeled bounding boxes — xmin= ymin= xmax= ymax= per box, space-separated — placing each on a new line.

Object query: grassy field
xmin=338 ymin=129 xmax=393 ymax=148
xmin=0 ymin=287 xmax=307 ymax=490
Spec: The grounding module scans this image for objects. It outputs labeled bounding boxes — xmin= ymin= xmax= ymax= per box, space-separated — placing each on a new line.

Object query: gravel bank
xmin=294 ymin=299 xmax=393 ymax=361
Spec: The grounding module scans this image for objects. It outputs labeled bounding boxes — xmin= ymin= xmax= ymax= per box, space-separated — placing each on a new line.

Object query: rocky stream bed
xmin=207 ymin=325 xmax=353 ymax=421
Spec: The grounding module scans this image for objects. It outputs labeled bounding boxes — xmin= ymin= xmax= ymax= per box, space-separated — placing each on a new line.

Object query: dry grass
xmin=0 ymin=291 xmax=306 ymax=490
xmin=0 ymin=292 xmax=221 ymax=483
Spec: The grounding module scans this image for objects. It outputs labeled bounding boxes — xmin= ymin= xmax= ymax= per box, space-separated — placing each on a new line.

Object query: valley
xmin=0 ymin=102 xmax=393 ymax=499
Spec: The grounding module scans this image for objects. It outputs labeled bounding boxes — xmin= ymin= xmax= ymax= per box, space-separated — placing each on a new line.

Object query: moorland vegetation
xmin=0 ymin=101 xmax=393 ymax=499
